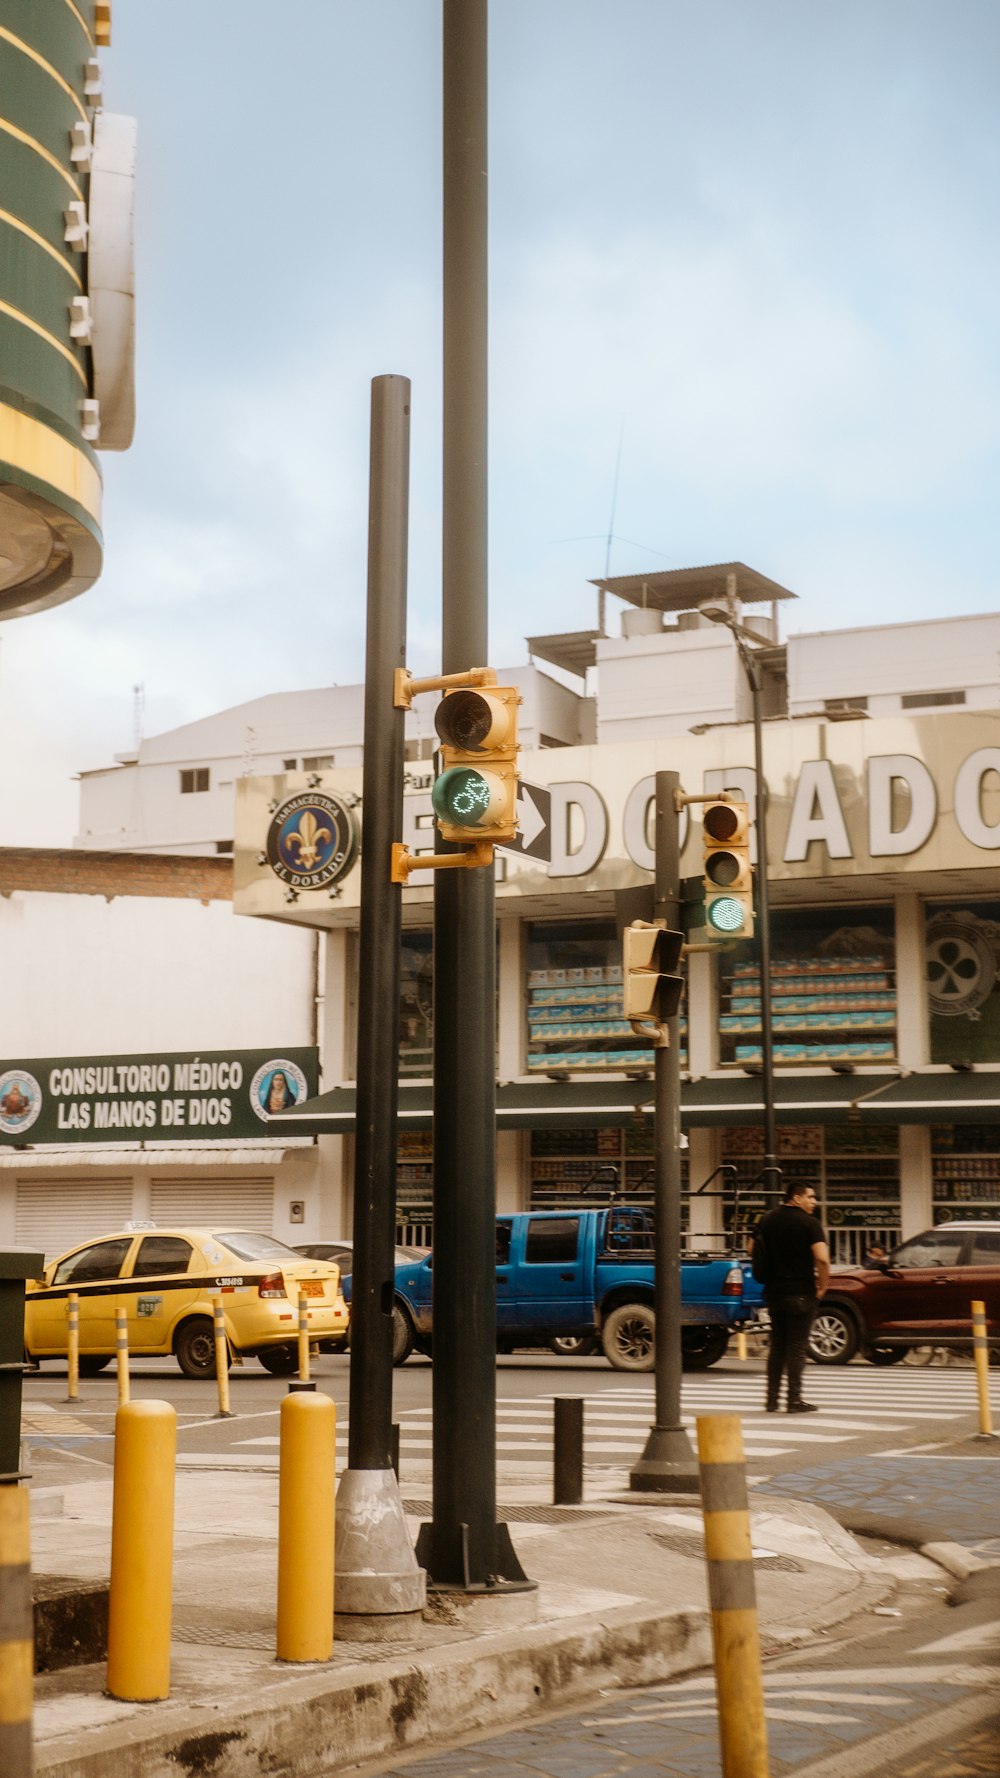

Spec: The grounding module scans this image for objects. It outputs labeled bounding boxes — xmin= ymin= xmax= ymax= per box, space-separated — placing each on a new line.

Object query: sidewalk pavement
xmin=24 ymin=1425 xmax=999 ymax=1778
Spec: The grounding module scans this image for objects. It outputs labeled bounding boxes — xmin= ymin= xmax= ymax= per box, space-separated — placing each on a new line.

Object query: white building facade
xmin=6 ymin=563 xmax=1000 ymax=1263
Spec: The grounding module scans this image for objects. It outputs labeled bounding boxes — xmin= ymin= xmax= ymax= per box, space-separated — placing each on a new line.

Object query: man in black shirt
xmin=753 ymin=1183 xmax=830 ymax=1414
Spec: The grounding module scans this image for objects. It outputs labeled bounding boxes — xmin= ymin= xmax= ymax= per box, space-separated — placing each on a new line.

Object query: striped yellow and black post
xmin=277 ymin=1390 xmax=335 ymax=1662
xmin=115 ymin=1306 xmax=129 ymax=1408
xmin=297 ymin=1292 xmax=311 ymax=1383
xmin=0 ymin=1484 xmax=33 ymax=1776
xmin=211 ymin=1297 xmax=233 ymax=1419
xmin=66 ymin=1291 xmax=79 ymax=1403
xmin=971 ymin=1301 xmax=995 ymax=1439
xmin=696 ymin=1414 xmax=769 ymax=1778
xmin=107 ymin=1399 xmax=176 ymax=1700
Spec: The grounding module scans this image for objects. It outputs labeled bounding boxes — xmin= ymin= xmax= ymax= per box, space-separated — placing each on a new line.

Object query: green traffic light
xmin=707 ymin=894 xmax=747 ymax=934
xmin=432 ymin=766 xmax=493 ymax=826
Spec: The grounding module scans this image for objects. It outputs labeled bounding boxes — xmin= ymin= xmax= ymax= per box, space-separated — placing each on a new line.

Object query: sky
xmin=2 ymin=0 xmax=999 ymax=844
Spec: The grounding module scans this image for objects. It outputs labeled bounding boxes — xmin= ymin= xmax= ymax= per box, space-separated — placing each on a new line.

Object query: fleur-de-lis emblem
xmin=286 ymin=810 xmax=332 ymax=870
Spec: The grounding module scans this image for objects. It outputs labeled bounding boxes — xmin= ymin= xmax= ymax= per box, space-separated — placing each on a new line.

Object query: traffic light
xmin=623 ymin=921 xmax=684 ymax=1022
xmin=431 ymin=684 xmax=520 ymax=844
xmin=702 ymin=799 xmax=754 ymax=939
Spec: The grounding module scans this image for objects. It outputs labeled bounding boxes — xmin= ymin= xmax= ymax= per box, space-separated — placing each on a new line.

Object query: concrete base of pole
xmin=334 ymin=1468 xmax=426 ymax=1619
xmin=629 ymin=1425 xmax=701 ymax=1494
xmin=422 ymin=1585 xmax=539 ymax=1630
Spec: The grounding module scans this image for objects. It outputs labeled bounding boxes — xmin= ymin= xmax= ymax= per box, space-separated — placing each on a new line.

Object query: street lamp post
xmin=703 ymin=610 xmax=780 ymax=1208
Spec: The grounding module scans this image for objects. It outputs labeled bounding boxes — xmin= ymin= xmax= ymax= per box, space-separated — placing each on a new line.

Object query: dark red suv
xmin=808 ymin=1221 xmax=1000 ymax=1365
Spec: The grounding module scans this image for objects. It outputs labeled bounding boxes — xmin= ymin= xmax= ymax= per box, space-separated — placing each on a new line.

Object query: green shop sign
xmin=0 ymin=1048 xmax=318 ymax=1146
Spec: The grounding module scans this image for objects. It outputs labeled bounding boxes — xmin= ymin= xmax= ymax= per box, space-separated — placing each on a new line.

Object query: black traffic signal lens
xmin=434 ymin=690 xmax=493 ymax=750
xmin=706 ymin=848 xmax=741 ymax=887
xmin=704 ymin=802 xmax=740 ymax=843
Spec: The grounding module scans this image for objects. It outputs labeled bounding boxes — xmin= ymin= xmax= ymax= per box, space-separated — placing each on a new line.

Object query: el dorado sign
xmin=0 ymin=1047 xmax=318 ymax=1145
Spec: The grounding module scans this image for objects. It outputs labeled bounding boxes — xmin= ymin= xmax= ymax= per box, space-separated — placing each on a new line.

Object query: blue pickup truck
xmin=385 ymin=1205 xmax=762 ymax=1371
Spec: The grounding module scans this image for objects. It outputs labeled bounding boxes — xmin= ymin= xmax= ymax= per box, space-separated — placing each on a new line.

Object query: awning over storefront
xmin=856 ymin=1072 xmax=1000 ymax=1123
xmin=273 ymin=1079 xmax=656 ymax=1134
xmin=682 ymin=1073 xmax=898 ymax=1126
xmin=274 ymin=1072 xmax=906 ymax=1135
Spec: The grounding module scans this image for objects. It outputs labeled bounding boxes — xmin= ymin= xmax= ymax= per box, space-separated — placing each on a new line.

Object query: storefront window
xmin=526 ymin=918 xmax=686 ymax=1072
xmin=396 ymin=1130 xmax=433 ymax=1245
xmin=718 ymin=905 xmax=895 ymax=1067
xmin=721 ymin=1124 xmax=901 ymax=1263
xmin=399 ymin=931 xmax=433 ymax=1077
xmin=529 ymin=1123 xmax=688 ymax=1214
xmin=926 ymin=902 xmax=1000 ymax=1064
xmin=931 ymin=1123 xmax=1000 ymax=1219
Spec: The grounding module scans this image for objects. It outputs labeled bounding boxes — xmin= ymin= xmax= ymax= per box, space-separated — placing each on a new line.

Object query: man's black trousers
xmin=766 ymin=1297 xmax=817 ymax=1408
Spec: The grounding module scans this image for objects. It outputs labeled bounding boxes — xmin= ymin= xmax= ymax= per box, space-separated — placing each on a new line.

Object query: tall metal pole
xmin=630 ymin=771 xmax=699 ymax=1493
xmin=334 ymin=375 xmax=425 ymax=1621
xmin=736 ymin=638 xmax=779 ymax=1203
xmin=416 ymin=0 xmax=529 ymax=1592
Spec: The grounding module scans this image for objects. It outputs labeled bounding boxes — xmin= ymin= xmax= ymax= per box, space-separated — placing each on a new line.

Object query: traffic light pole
xmin=630 ymin=770 xmax=699 ymax=1494
xmin=415 ymin=0 xmax=530 ymax=1594
xmin=334 ymin=375 xmax=425 ymax=1622
xmin=730 ymin=632 xmax=779 ymax=1204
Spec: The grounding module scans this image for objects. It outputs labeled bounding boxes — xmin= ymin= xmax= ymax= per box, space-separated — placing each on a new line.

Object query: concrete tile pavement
xmin=26 ymin=1449 xmax=906 ymax=1778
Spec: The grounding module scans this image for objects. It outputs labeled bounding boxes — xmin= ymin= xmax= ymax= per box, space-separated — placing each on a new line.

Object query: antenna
xmin=132 ymin=682 xmax=145 ymax=750
xmin=604 ymin=419 xmax=626 ymax=582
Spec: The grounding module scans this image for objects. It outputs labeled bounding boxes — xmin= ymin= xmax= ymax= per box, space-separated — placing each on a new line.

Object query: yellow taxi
xmin=24 ymin=1225 xmax=350 ymax=1378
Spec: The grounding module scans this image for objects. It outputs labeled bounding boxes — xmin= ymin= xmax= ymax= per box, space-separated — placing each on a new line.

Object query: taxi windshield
xmin=214 ymin=1232 xmax=307 ymax=1262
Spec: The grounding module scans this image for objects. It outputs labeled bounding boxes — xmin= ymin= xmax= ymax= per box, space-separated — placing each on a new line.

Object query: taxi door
xmin=26 ymin=1236 xmax=134 ymax=1356
xmin=123 ymin=1234 xmax=203 ymax=1353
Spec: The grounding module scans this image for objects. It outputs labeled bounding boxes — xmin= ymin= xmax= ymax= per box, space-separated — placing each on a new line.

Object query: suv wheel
xmin=808 ymin=1305 xmax=859 ymax=1365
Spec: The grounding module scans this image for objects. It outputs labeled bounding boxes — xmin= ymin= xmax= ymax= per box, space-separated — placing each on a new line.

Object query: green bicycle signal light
xmin=432 ymin=685 xmax=520 ymax=844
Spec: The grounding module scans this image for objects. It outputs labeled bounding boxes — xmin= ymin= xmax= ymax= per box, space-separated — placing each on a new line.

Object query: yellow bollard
xmin=735 ymin=1329 xmax=748 ymax=1362
xmin=277 ymin=1391 xmax=335 ymax=1662
xmin=297 ymin=1291 xmax=311 ymax=1382
xmin=66 ymin=1290 xmax=80 ymax=1401
xmin=696 ymin=1413 xmax=769 ymax=1778
xmin=971 ymin=1300 xmax=995 ymax=1438
xmin=0 ymin=1484 xmax=33 ymax=1777
xmin=115 ymin=1306 xmax=130 ymax=1408
xmin=107 ymin=1400 xmax=176 ymax=1700
xmin=212 ymin=1296 xmax=234 ymax=1418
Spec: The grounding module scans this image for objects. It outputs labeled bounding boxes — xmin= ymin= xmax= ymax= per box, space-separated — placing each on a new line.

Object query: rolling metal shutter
xmin=15 ymin=1180 xmax=134 ymax=1263
xmin=149 ymin=1178 xmax=274 ymax=1231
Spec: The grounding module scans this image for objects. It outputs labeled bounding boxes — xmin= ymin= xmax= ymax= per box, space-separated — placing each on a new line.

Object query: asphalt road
xmin=20 ymin=1349 xmax=1000 ymax=1487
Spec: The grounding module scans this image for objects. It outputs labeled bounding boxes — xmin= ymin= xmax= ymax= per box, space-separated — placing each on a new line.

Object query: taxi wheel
xmin=78 ymin=1355 xmax=112 ymax=1376
xmin=175 ymin=1317 xmax=224 ymax=1379
xmin=257 ymin=1345 xmax=298 ymax=1376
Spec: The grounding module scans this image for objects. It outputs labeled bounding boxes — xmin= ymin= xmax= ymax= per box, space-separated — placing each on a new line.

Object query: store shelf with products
xmin=528 ymin=1124 xmax=687 ymax=1214
xmin=719 ymin=955 xmax=896 ymax=1066
xmin=720 ymin=1124 xmax=902 ymax=1257
xmin=931 ymin=1123 xmax=1000 ymax=1216
xmin=395 ymin=1131 xmax=433 ymax=1245
xmin=526 ymin=967 xmax=686 ymax=1072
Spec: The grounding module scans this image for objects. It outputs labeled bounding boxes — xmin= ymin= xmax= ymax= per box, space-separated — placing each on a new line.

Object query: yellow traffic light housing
xmin=623 ymin=921 xmax=684 ymax=1026
xmin=432 ymin=684 xmax=519 ymax=844
xmin=390 ymin=666 xmax=521 ymax=881
xmin=702 ymin=798 xmax=754 ymax=939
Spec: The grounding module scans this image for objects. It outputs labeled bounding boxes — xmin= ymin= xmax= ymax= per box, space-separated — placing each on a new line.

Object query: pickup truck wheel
xmin=808 ymin=1305 xmax=859 ymax=1365
xmin=392 ymin=1305 xmax=414 ymax=1367
xmin=681 ymin=1326 xmax=729 ymax=1370
xmin=602 ymin=1303 xmax=655 ymax=1371
xmin=549 ymin=1334 xmax=599 ymax=1357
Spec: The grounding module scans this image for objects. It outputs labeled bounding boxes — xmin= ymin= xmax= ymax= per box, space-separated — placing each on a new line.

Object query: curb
xmin=35 ymin=1602 xmax=712 ymax=1778
xmin=824 ymin=1506 xmax=992 ymax=1581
